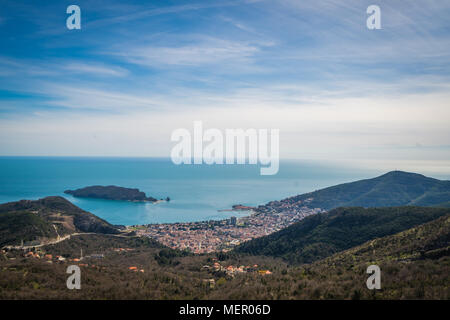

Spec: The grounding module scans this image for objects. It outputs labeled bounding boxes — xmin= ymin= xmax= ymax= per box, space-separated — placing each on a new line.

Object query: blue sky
xmin=0 ymin=0 xmax=450 ymax=173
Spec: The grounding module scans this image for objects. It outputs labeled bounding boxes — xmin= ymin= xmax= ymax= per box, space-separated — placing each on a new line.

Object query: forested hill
xmin=263 ymin=171 xmax=450 ymax=211
xmin=234 ymin=206 xmax=450 ymax=265
xmin=0 ymin=196 xmax=119 ymax=247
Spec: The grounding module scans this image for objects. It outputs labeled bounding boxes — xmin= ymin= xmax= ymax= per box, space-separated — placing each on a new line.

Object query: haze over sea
xmin=1 ymin=157 xmax=449 ymax=226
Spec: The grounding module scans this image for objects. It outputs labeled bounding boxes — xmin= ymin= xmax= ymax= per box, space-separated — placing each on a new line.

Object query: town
xmin=132 ymin=198 xmax=323 ymax=253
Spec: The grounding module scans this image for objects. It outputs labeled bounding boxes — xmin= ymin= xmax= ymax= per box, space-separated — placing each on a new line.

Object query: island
xmin=64 ymin=185 xmax=169 ymax=203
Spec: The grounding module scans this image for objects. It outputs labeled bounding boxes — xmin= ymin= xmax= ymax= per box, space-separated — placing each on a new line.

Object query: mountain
xmin=314 ymin=212 xmax=449 ymax=268
xmin=64 ymin=185 xmax=159 ymax=202
xmin=257 ymin=171 xmax=450 ymax=215
xmin=234 ymin=206 xmax=450 ymax=264
xmin=292 ymin=213 xmax=450 ymax=299
xmin=0 ymin=196 xmax=119 ymax=247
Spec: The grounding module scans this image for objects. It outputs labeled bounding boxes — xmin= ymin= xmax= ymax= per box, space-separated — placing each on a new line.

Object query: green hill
xmin=0 ymin=196 xmax=119 ymax=247
xmin=260 ymin=171 xmax=450 ymax=212
xmin=0 ymin=211 xmax=57 ymax=247
xmin=315 ymin=213 xmax=450 ymax=266
xmin=235 ymin=206 xmax=450 ymax=264
xmin=291 ymin=214 xmax=450 ymax=299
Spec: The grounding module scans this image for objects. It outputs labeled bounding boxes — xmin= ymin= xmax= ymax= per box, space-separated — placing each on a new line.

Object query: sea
xmin=0 ymin=157 xmax=447 ymax=226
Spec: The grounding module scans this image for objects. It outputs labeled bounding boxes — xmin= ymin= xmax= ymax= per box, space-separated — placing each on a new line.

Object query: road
xmin=3 ymin=232 xmax=134 ymax=250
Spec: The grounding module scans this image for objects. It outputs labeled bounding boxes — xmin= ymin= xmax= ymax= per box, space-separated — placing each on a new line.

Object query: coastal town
xmin=131 ymin=198 xmax=323 ymax=253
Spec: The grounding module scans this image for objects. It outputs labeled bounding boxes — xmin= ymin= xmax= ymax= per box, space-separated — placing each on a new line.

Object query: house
xmin=258 ymin=270 xmax=272 ymax=275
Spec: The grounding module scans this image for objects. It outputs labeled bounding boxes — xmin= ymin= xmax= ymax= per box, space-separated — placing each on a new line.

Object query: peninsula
xmin=64 ymin=185 xmax=166 ymax=202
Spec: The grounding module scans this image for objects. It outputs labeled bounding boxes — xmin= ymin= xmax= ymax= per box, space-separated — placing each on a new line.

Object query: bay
xmin=0 ymin=156 xmax=394 ymax=225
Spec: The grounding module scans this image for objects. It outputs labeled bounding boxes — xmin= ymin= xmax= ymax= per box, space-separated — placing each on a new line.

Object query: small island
xmin=64 ymin=185 xmax=169 ymax=203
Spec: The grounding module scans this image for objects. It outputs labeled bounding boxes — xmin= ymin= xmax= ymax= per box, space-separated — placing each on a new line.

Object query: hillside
xmin=315 ymin=213 xmax=449 ymax=267
xmin=64 ymin=185 xmax=159 ymax=202
xmin=1 ymin=213 xmax=448 ymax=299
xmin=215 ymin=212 xmax=450 ymax=300
xmin=259 ymin=171 xmax=450 ymax=213
xmin=291 ymin=213 xmax=450 ymax=299
xmin=235 ymin=206 xmax=450 ymax=264
xmin=0 ymin=196 xmax=119 ymax=247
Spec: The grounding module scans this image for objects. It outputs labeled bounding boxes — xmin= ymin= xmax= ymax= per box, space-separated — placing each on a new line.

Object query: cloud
xmin=32 ymin=84 xmax=166 ymax=112
xmin=112 ymin=38 xmax=264 ymax=67
xmin=220 ymin=16 xmax=261 ymax=35
xmin=1 ymin=88 xmax=450 ymax=165
xmin=1 ymin=0 xmax=450 ymax=169
xmin=0 ymin=57 xmax=129 ymax=78
xmin=0 ymin=57 xmax=58 ymax=77
xmin=61 ymin=63 xmax=129 ymax=77
xmin=86 ymin=0 xmax=257 ymax=29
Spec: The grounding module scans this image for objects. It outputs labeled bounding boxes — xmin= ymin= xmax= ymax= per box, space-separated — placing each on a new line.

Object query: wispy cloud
xmin=0 ymin=57 xmax=57 ymax=77
xmin=62 ymin=63 xmax=129 ymax=77
xmin=28 ymin=84 xmax=166 ymax=113
xmin=86 ymin=0 xmax=259 ymax=29
xmin=113 ymin=38 xmax=263 ymax=67
xmin=0 ymin=57 xmax=129 ymax=78
xmin=220 ymin=16 xmax=262 ymax=35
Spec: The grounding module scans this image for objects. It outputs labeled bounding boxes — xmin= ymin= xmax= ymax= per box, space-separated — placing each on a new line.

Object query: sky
xmin=0 ymin=0 xmax=449 ymax=173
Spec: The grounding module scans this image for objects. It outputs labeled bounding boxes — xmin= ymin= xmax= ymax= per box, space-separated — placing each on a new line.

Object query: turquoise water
xmin=0 ymin=157 xmax=389 ymax=225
